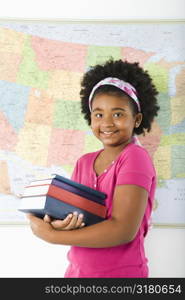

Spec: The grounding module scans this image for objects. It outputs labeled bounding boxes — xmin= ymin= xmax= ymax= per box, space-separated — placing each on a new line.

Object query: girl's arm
xmin=28 ymin=184 xmax=148 ymax=248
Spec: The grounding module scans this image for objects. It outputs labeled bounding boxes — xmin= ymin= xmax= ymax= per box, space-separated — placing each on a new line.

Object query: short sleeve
xmin=116 ymin=146 xmax=155 ymax=193
xmin=71 ymin=159 xmax=80 ymax=181
xmin=70 ymin=154 xmax=89 ymax=184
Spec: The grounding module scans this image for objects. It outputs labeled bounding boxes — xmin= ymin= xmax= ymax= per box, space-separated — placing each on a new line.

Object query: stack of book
xmin=18 ymin=174 xmax=107 ymax=226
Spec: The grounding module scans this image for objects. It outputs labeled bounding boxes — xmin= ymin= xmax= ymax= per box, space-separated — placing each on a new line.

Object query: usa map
xmin=0 ymin=21 xmax=184 ymax=225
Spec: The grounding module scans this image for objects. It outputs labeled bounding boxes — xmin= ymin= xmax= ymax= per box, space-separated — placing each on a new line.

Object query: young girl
xmin=27 ymin=59 xmax=160 ymax=278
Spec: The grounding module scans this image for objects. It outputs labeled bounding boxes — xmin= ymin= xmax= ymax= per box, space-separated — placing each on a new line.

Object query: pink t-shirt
xmin=64 ymin=142 xmax=156 ymax=278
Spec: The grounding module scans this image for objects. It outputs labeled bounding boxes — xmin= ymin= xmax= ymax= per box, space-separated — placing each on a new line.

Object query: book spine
xmin=48 ymin=185 xmax=107 ymax=218
xmin=52 ymin=179 xmax=105 ymax=205
xmin=53 ymin=174 xmax=106 ymax=200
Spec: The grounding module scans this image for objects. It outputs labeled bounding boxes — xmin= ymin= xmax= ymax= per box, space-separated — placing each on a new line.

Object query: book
xmin=18 ymin=175 xmax=107 ymax=226
xmin=31 ymin=174 xmax=106 ymax=200
xmin=23 ymin=177 xmax=105 ymax=204
xmin=19 ymin=195 xmax=105 ymax=226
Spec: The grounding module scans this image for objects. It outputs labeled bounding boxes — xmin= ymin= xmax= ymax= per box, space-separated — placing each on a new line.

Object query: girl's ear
xmin=135 ymin=113 xmax=143 ymax=128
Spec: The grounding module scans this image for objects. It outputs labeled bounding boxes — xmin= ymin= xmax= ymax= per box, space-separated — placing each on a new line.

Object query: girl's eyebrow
xmin=92 ymin=107 xmax=126 ymax=112
xmin=112 ymin=107 xmax=126 ymax=111
xmin=92 ymin=107 xmax=103 ymax=112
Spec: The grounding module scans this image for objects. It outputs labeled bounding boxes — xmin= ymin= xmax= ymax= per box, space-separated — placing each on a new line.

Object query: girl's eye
xmin=95 ymin=113 xmax=103 ymax=118
xmin=113 ymin=112 xmax=123 ymax=118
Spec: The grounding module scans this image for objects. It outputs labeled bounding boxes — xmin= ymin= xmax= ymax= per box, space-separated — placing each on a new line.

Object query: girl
xmin=27 ymin=59 xmax=160 ymax=278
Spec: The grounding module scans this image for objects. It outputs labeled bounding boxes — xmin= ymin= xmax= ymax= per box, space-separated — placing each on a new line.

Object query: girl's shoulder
xmin=117 ymin=142 xmax=153 ymax=166
xmin=123 ymin=142 xmax=149 ymax=157
xmin=118 ymin=143 xmax=155 ymax=172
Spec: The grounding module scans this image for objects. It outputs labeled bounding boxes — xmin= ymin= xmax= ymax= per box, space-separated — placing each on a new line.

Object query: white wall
xmin=1 ymin=0 xmax=185 ymax=19
xmin=0 ymin=0 xmax=185 ymax=278
xmin=0 ymin=225 xmax=185 ymax=277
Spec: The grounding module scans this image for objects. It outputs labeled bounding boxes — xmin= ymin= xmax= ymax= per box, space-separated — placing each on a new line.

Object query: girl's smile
xmin=100 ymin=130 xmax=119 ymax=137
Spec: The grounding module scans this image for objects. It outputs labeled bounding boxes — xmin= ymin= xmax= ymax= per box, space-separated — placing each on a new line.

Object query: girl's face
xmin=91 ymin=93 xmax=142 ymax=149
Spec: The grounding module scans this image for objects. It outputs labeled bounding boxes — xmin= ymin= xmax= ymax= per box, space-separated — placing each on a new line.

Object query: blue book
xmin=19 ymin=194 xmax=106 ymax=226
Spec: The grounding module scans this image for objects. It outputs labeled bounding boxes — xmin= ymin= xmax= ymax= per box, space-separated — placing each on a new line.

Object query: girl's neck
xmin=102 ymin=139 xmax=132 ymax=161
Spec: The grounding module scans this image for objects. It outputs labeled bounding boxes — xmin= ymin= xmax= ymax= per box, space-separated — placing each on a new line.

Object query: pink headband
xmin=89 ymin=77 xmax=141 ymax=112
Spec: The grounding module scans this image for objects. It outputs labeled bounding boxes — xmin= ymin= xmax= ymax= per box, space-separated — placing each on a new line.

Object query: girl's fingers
xmin=64 ymin=212 xmax=78 ymax=230
xmin=51 ymin=220 xmax=66 ymax=229
xmin=51 ymin=214 xmax=73 ymax=229
xmin=44 ymin=214 xmax=51 ymax=223
xmin=50 ymin=212 xmax=85 ymax=230
xmin=75 ymin=213 xmax=84 ymax=228
xmin=65 ymin=212 xmax=85 ymax=230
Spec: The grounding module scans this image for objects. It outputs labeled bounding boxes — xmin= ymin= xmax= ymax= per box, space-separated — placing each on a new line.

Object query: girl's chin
xmin=100 ymin=138 xmax=130 ymax=148
xmin=101 ymin=140 xmax=122 ymax=147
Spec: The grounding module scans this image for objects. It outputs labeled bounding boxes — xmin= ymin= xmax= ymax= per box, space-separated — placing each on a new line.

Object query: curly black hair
xmin=80 ymin=59 xmax=160 ymax=135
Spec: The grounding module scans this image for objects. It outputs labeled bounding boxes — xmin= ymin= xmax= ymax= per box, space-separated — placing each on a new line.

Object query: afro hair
xmin=80 ymin=59 xmax=160 ymax=135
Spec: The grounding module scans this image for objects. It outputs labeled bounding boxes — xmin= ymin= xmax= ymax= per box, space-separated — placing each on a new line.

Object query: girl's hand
xmin=27 ymin=213 xmax=55 ymax=243
xmin=44 ymin=212 xmax=85 ymax=231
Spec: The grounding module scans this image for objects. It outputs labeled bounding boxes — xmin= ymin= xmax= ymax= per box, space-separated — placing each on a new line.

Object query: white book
xmin=23 ymin=184 xmax=51 ymax=197
xmin=28 ymin=179 xmax=53 ymax=186
xmin=19 ymin=196 xmax=46 ymax=209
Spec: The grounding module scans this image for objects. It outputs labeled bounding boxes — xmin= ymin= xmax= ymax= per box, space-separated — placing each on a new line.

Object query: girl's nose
xmin=101 ymin=115 xmax=114 ymax=127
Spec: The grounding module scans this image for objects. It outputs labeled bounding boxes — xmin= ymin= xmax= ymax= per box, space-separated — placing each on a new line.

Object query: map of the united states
xmin=0 ymin=22 xmax=184 ymax=225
